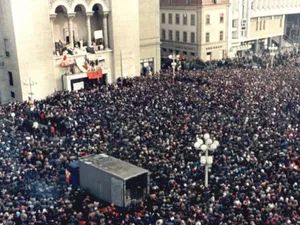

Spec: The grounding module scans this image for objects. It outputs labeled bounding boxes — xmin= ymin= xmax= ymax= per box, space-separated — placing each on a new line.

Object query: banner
xmin=73 ymin=81 xmax=84 ymax=91
xmin=94 ymin=30 xmax=103 ymax=39
xmin=87 ymin=70 xmax=103 ymax=79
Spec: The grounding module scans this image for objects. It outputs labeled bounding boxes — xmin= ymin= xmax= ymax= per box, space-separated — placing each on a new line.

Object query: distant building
xmin=0 ymin=0 xmax=161 ymax=103
xmin=160 ymin=0 xmax=230 ymax=61
xmin=228 ymin=0 xmax=300 ymax=57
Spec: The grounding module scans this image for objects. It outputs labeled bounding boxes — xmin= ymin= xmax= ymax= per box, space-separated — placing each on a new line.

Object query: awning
xmin=87 ymin=70 xmax=103 ymax=79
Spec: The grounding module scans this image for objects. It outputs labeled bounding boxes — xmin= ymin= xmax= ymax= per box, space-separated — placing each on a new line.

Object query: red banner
xmin=87 ymin=70 xmax=103 ymax=79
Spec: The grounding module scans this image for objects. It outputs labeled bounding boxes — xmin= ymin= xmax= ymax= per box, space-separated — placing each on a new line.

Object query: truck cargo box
xmin=79 ymin=154 xmax=150 ymax=208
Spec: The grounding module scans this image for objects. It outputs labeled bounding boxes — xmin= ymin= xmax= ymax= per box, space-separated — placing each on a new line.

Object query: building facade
xmin=0 ymin=0 xmax=161 ymax=103
xmin=228 ymin=0 xmax=300 ymax=57
xmin=160 ymin=0 xmax=229 ymax=61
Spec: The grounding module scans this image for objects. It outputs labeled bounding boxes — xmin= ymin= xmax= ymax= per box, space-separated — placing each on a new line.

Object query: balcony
xmin=53 ymin=47 xmax=113 ymax=87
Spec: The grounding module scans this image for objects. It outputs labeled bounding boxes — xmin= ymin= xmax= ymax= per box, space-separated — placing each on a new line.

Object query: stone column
xmin=268 ymin=37 xmax=272 ymax=46
xmin=86 ymin=12 xmax=93 ymax=47
xmin=49 ymin=14 xmax=57 ymax=51
xmin=254 ymin=39 xmax=259 ymax=53
xmin=67 ymin=13 xmax=75 ymax=48
xmin=279 ymin=35 xmax=283 ymax=48
xmin=102 ymin=11 xmax=109 ymax=49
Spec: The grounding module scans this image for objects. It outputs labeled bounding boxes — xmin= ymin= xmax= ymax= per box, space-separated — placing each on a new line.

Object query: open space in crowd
xmin=0 ymin=55 xmax=300 ymax=225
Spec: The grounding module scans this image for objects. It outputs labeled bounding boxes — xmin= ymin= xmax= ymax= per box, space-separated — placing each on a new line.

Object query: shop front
xmin=203 ymin=44 xmax=226 ymax=61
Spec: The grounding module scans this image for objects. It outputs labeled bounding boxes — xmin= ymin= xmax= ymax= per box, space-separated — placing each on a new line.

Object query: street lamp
xmin=11 ymin=112 xmax=15 ymax=123
xmin=194 ymin=133 xmax=219 ymax=187
xmin=268 ymin=44 xmax=278 ymax=68
xmin=168 ymin=54 xmax=179 ymax=83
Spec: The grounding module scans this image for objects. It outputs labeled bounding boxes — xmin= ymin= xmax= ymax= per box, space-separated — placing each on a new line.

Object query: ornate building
xmin=0 ymin=0 xmax=161 ymax=103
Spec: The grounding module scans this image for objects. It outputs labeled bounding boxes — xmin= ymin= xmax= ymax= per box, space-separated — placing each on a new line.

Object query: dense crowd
xmin=163 ymin=50 xmax=297 ymax=71
xmin=0 ymin=54 xmax=300 ymax=225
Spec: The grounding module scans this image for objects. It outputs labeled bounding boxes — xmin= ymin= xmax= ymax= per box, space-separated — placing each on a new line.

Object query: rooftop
xmin=80 ymin=154 xmax=149 ymax=180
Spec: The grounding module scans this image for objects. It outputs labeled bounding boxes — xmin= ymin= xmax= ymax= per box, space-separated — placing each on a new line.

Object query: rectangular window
xmin=183 ymin=14 xmax=187 ymax=25
xmin=169 ymin=30 xmax=173 ymax=41
xmin=280 ymin=18 xmax=283 ymax=27
xmin=162 ymin=13 xmax=165 ymax=23
xmin=256 ymin=19 xmax=259 ymax=31
xmin=206 ymin=15 xmax=210 ymax=25
xmin=219 ymin=31 xmax=224 ymax=41
xmin=162 ymin=48 xmax=167 ymax=52
xmin=168 ymin=13 xmax=172 ymax=24
xmin=191 ymin=32 xmax=195 ymax=43
xmin=176 ymin=14 xmax=180 ymax=24
xmin=263 ymin=20 xmax=266 ymax=30
xmin=187 ymin=0 xmax=192 ymax=4
xmin=183 ymin=51 xmax=187 ymax=55
xmin=259 ymin=20 xmax=262 ymax=30
xmin=205 ymin=32 xmax=210 ymax=43
xmin=176 ymin=31 xmax=180 ymax=41
xmin=191 ymin=14 xmax=195 ymax=26
xmin=8 ymin=71 xmax=13 ymax=86
xmin=162 ymin=29 xmax=166 ymax=40
xmin=220 ymin=13 xmax=224 ymax=23
xmin=4 ymin=39 xmax=10 ymax=57
xmin=183 ymin=31 xmax=187 ymax=42
xmin=10 ymin=91 xmax=15 ymax=98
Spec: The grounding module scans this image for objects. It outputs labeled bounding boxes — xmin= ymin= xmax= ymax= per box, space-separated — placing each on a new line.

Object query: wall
xmin=0 ymin=1 xmax=6 ymax=103
xmin=53 ymin=13 xmax=69 ymax=42
xmin=0 ymin=63 xmax=5 ymax=104
xmin=139 ymin=0 xmax=161 ymax=72
xmin=249 ymin=17 xmax=284 ymax=39
xmin=199 ymin=3 xmax=229 ymax=60
xmin=10 ymin=0 xmax=56 ymax=101
xmin=160 ymin=8 xmax=198 ymax=56
xmin=160 ymin=9 xmax=198 ymax=41
xmin=110 ymin=0 xmax=140 ymax=80
xmin=0 ymin=0 xmax=22 ymax=102
xmin=74 ymin=11 xmax=88 ymax=42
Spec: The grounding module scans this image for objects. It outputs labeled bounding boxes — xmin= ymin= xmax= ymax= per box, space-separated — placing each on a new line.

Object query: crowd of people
xmin=0 ymin=52 xmax=300 ymax=225
xmin=163 ymin=50 xmax=297 ymax=71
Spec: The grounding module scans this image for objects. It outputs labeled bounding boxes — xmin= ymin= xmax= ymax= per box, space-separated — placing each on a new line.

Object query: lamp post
xmin=265 ymin=44 xmax=278 ymax=68
xmin=11 ymin=112 xmax=15 ymax=123
xmin=168 ymin=54 xmax=179 ymax=83
xmin=24 ymin=77 xmax=37 ymax=101
xmin=194 ymin=133 xmax=219 ymax=187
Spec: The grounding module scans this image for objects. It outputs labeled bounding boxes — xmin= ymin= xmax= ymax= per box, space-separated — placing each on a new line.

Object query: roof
xmin=79 ymin=154 xmax=149 ymax=180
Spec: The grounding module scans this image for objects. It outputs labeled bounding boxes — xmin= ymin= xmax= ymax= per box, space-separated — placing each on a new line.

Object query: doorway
xmin=206 ymin=52 xmax=212 ymax=61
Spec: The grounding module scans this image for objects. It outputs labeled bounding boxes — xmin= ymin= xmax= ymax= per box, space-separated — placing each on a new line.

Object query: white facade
xmin=228 ymin=0 xmax=300 ymax=57
xmin=0 ymin=0 xmax=161 ymax=103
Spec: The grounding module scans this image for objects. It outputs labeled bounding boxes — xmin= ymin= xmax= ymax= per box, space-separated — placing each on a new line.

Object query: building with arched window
xmin=0 ymin=0 xmax=161 ymax=103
